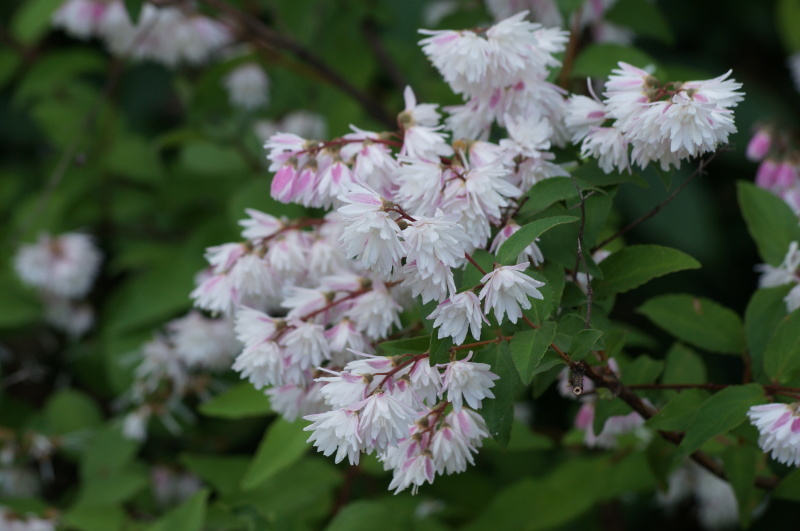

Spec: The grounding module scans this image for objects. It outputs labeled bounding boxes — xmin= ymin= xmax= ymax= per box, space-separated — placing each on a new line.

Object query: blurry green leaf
xmin=593 ymin=245 xmax=700 ymax=299
xmin=723 ymin=443 xmax=759 ymax=526
xmin=676 ymin=384 xmax=764 ymax=460
xmin=44 ymin=389 xmax=103 ymax=435
xmin=622 ymin=354 xmax=663 ymax=385
xmin=510 ymin=321 xmax=557 ymax=384
xmin=199 ymin=382 xmax=274 ymax=419
xmin=327 ymin=498 xmax=446 ymax=531
xmin=429 ymin=333 xmax=453 ymax=366
xmin=149 ymin=489 xmax=209 ymax=531
xmin=764 ymin=308 xmax=800 ymax=382
xmin=662 ymin=343 xmax=707 ymax=395
xmin=745 ymin=286 xmax=792 ymax=381
xmin=496 ymin=216 xmax=579 ymax=265
xmin=774 ymin=468 xmax=800 ymax=501
xmin=180 ymin=455 xmax=250 ymax=497
xmin=737 ymin=181 xmax=800 ymax=265
xmin=79 ymin=470 xmax=148 ymax=505
xmin=478 ymin=343 xmax=522 ymax=446
xmin=572 ymin=44 xmax=661 ymax=80
xmin=80 ymin=428 xmax=139 ymax=478
xmin=123 ymin=0 xmax=144 ymax=23
xmin=0 ymin=270 xmax=41 ymax=328
xmin=103 ymin=135 xmax=164 ymax=183
xmin=64 ymin=503 xmax=126 ymax=531
xmin=637 ymin=294 xmax=745 ymax=354
xmin=593 ymin=397 xmax=633 ymax=434
xmin=11 ymin=0 xmax=63 ymax=45
xmin=646 ymin=389 xmax=709 ymax=431
xmin=777 ymin=0 xmax=800 ymax=52
xmin=178 ymin=142 xmax=249 ymax=176
xmin=605 ymin=0 xmax=674 ymax=44
xmin=14 ymin=49 xmax=105 ymax=105
xmin=241 ymin=419 xmax=310 ymax=490
xmin=0 ymin=49 xmax=21 ymax=87
xmin=459 ymin=249 xmax=495 ymax=291
xmin=379 ymin=336 xmax=429 ymax=355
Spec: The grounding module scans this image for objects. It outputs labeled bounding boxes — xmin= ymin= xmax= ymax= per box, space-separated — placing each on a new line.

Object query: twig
xmin=199 ymin=0 xmax=394 ymax=128
xmin=591 ymin=149 xmax=726 ymax=252
xmin=571 ymin=181 xmax=593 ymax=328
xmin=361 ymin=17 xmax=408 ymax=94
xmin=558 ymin=8 xmax=583 ymax=90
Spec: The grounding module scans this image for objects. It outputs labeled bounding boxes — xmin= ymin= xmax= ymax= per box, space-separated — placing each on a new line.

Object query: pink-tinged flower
xmin=232 ymin=339 xmax=284 ymax=389
xmin=446 ymin=408 xmax=490 ymax=446
xmin=580 ymin=126 xmax=630 ymax=174
xmin=395 ymin=157 xmax=445 ymax=217
xmin=431 ymin=422 xmax=475 ymax=475
xmin=356 ymin=391 xmax=419 ymax=453
xmin=304 ymin=407 xmax=363 ymax=465
xmin=748 ymin=402 xmax=800 ymax=466
xmin=428 ymin=292 xmax=487 ymax=345
xmin=235 ymin=307 xmax=282 ymax=344
xmin=440 ymin=352 xmax=500 ymax=412
xmin=478 ymin=263 xmax=545 ymax=324
xmin=403 ymin=211 xmax=470 ymax=276
xmin=774 ymin=162 xmax=799 ymax=189
xmin=191 ymin=273 xmax=239 ymax=315
xmin=239 ymin=208 xmax=283 ymax=241
xmin=490 ymin=221 xmax=544 ymax=266
xmin=408 ymin=360 xmax=443 ymax=407
xmin=315 ymin=159 xmax=356 ymax=209
xmin=52 ymin=0 xmax=109 ymax=39
xmin=280 ymin=319 xmax=330 ymax=371
xmin=575 ymin=401 xmax=648 ymax=449
xmin=317 ymin=370 xmax=373 ymax=408
xmin=324 ymin=319 xmax=369 ymax=364
xmin=755 ymin=159 xmax=780 ymax=190
xmin=565 ymin=94 xmax=608 ymax=143
xmin=266 ymin=382 xmax=326 ymax=422
xmin=169 ymin=311 xmax=238 ymax=370
xmin=401 ymin=259 xmax=456 ymax=304
xmin=14 ymin=232 xmax=102 ymax=299
xmin=399 ymin=87 xmax=453 ymax=161
xmin=387 ymin=451 xmax=436 ymax=495
xmin=747 ymin=129 xmax=772 ymax=162
xmin=345 ymin=284 xmax=402 ymax=339
xmin=338 ymin=183 xmax=404 ymax=277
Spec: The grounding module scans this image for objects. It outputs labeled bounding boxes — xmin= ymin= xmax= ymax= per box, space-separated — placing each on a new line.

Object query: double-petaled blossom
xmin=428 ymin=292 xmax=487 ymax=345
xmin=748 ymin=402 xmax=800 ymax=466
xmin=479 ymin=263 xmax=545 ymax=324
xmin=440 ymin=353 xmax=500 ymax=412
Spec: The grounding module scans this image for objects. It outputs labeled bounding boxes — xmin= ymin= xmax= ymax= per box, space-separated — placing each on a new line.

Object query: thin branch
xmin=571 ymin=181 xmax=593 ymax=328
xmin=591 ymin=149 xmax=727 ymax=253
xmin=558 ymin=8 xmax=583 ymax=90
xmin=361 ymin=17 xmax=408 ymax=94
xmin=199 ymin=0 xmax=394 ymax=128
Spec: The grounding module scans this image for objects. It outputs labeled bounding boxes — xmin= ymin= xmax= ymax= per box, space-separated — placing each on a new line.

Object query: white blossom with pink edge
xmin=479 ymin=263 xmax=545 ymax=324
xmin=748 ymin=402 xmax=800 ymax=466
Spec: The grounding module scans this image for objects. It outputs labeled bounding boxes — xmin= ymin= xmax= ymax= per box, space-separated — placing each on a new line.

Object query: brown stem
xmin=451 ymin=336 xmax=512 ymax=352
xmin=464 ymin=252 xmax=487 ymax=276
xmin=199 ymin=0 xmax=394 ymax=127
xmin=558 ymin=8 xmax=583 ymax=90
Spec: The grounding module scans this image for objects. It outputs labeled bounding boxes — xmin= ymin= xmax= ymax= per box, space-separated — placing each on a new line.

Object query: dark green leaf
xmin=593 ymin=245 xmax=700 ymax=299
xmin=63 ymin=503 xmax=126 ymax=531
xmin=646 ymin=389 xmax=709 ymax=431
xmin=605 ymin=0 xmax=674 ymax=43
xmin=123 ymin=0 xmax=144 ymax=23
xmin=764 ymin=308 xmax=800 ymax=382
xmin=199 ymin=382 xmax=274 ymax=419
xmin=44 ymin=389 xmax=103 ymax=435
xmin=676 ymin=384 xmax=764 ymax=460
xmin=459 ymin=249 xmax=495 ymax=291
xmin=777 ymin=0 xmax=800 ymax=52
xmin=379 ymin=336 xmax=429 ymax=355
xmin=661 ymin=343 xmax=706 ymax=399
xmin=774 ymin=468 xmax=800 ymax=501
xmin=737 ymin=181 xmax=800 ymax=265
xmin=11 ymin=0 xmax=62 ymax=45
xmin=180 ymin=455 xmax=250 ymax=497
xmin=593 ymin=397 xmax=633 ymax=434
xmin=637 ymin=294 xmax=745 ymax=354
xmin=745 ymin=286 xmax=792 ymax=381
xmin=496 ymin=216 xmax=579 ymax=265
xmin=722 ymin=443 xmax=759 ymax=526
xmin=509 ymin=321 xmax=557 ymax=384
xmin=478 ymin=343 xmax=522 ymax=446
xmin=569 ymin=328 xmax=603 ymax=362
xmin=622 ymin=355 xmax=664 ymax=385
xmin=241 ymin=419 xmax=310 ymax=490
xmin=149 ymin=489 xmax=209 ymax=531
xmin=429 ymin=333 xmax=453 ymax=366
xmin=518 ymin=177 xmax=581 ymax=217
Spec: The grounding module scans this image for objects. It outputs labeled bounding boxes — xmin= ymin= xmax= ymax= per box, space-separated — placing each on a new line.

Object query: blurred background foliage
xmin=1 ymin=0 xmax=799 ymax=529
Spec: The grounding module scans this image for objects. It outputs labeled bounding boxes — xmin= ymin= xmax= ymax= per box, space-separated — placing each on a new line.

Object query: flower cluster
xmin=755 ymin=241 xmax=800 ymax=312
xmin=566 ymin=63 xmax=744 ymax=172
xmin=748 ymin=125 xmax=800 ymax=216
xmin=13 ymin=232 xmax=102 ymax=337
xmin=0 ymin=506 xmax=56 ymax=531
xmin=52 ymin=0 xmax=232 ymax=66
xmin=747 ymin=402 xmax=800 ymax=467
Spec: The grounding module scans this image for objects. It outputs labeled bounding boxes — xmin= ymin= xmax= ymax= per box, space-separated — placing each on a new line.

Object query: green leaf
xmin=637 ymin=294 xmax=745 ymax=354
xmin=737 ymin=181 xmax=800 ymax=265
xmin=103 ymin=135 xmax=164 ymax=183
xmin=510 ymin=321 xmax=557 ymax=384
xmin=123 ymin=0 xmax=144 ymax=23
xmin=764 ymin=308 xmax=800 ymax=382
xmin=11 ymin=0 xmax=63 ymax=45
xmin=572 ymin=44 xmax=662 ymax=80
xmin=241 ymin=419 xmax=310 ymax=490
xmin=774 ymin=468 xmax=800 ymax=501
xmin=478 ymin=343 xmax=522 ymax=446
xmin=379 ymin=336 xmax=429 ymax=355
xmin=459 ymin=248 xmax=496 ymax=291
xmin=79 ymin=470 xmax=148 ymax=505
xmin=604 ymin=0 xmax=674 ymax=44
xmin=429 ymin=333 xmax=453 ymax=366
xmin=44 ymin=389 xmax=103 ymax=435
xmin=722 ymin=444 xmax=758 ymax=526
xmin=327 ymin=498 xmax=445 ymax=531
xmin=178 ymin=142 xmax=249 ymax=176
xmin=593 ymin=397 xmax=633 ymax=434
xmin=0 ymin=270 xmax=41 ymax=328
xmin=777 ymin=0 xmax=800 ymax=52
xmin=569 ymin=328 xmax=603 ymax=362
xmin=496 ymin=216 xmax=579 ymax=265
xmin=621 ymin=354 xmax=664 ymax=385
xmin=661 ymin=343 xmax=706 ymax=396
xmin=64 ymin=503 xmax=126 ymax=531
xmin=199 ymin=382 xmax=274 ymax=419
xmin=593 ymin=245 xmax=700 ymax=299
xmin=745 ymin=286 xmax=792 ymax=380
xmin=646 ymin=389 xmax=709 ymax=431
xmin=80 ymin=428 xmax=139 ymax=478
xmin=518 ymin=177 xmax=581 ymax=217
xmin=180 ymin=455 xmax=250 ymax=497
xmin=149 ymin=489 xmax=209 ymax=531
xmin=676 ymin=384 xmax=764 ymax=460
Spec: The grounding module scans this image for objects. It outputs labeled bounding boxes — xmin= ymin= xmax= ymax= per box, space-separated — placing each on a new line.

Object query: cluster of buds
xmin=748 ymin=125 xmax=800 ymax=215
xmin=13 ymin=232 xmax=102 ymax=337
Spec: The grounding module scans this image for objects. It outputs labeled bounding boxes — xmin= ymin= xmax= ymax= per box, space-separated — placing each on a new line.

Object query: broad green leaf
xmin=103 ymin=135 xmax=164 ymax=183
xmin=518 ymin=177 xmax=580 ymax=217
xmin=777 ymin=0 xmax=800 ymax=52
xmin=123 ymin=0 xmax=144 ymax=22
xmin=593 ymin=397 xmax=633 ymax=434
xmin=64 ymin=503 xmax=126 ymax=531
xmin=199 ymin=382 xmax=274 ymax=419
xmin=0 ymin=270 xmax=41 ymax=328
xmin=676 ymin=384 xmax=764 ymax=460
xmin=569 ymin=328 xmax=603 ymax=362
xmin=478 ymin=343 xmax=522 ymax=446
xmin=737 ymin=181 xmax=800 ymax=265
xmin=178 ymin=142 xmax=249 ymax=176
xmin=496 ymin=216 xmax=579 ymax=265
xmin=593 ymin=245 xmax=700 ymax=299
xmin=605 ymin=0 xmax=673 ymax=43
xmin=646 ymin=389 xmax=709 ymax=431
xmin=0 ymin=49 xmax=21 ymax=88
xmin=241 ymin=419 xmax=310 ymax=490
xmin=79 ymin=470 xmax=148 ymax=505
xmin=774 ymin=468 xmax=800 ymax=501
xmin=149 ymin=489 xmax=209 ymax=531
xmin=661 ymin=343 xmax=706 ymax=398
xmin=637 ymin=294 xmax=745 ymax=354
xmin=429 ymin=333 xmax=453 ymax=366
xmin=80 ymin=428 xmax=139 ymax=478
xmin=764 ymin=308 xmax=800 ymax=382
xmin=327 ymin=498 xmax=446 ymax=531
xmin=723 ymin=444 xmax=759 ymax=526
xmin=745 ymin=286 xmax=792 ymax=380
xmin=180 ymin=455 xmax=250 ymax=497
xmin=572 ymin=44 xmax=662 ymax=80
xmin=510 ymin=321 xmax=557 ymax=384
xmin=11 ymin=0 xmax=62 ymax=45
xmin=379 ymin=336 xmax=429 ymax=355
xmin=521 ymin=269 xmax=557 ymax=325
xmin=621 ymin=354 xmax=664 ymax=385
xmin=44 ymin=389 xmax=103 ymax=435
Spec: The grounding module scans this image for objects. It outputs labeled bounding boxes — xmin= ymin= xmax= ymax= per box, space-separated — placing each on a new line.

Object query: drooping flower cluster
xmin=13 ymin=232 xmax=102 ymax=337
xmin=747 ymin=124 xmax=800 ymax=216
xmin=747 ymin=402 xmax=800 ymax=467
xmin=755 ymin=241 xmax=800 ymax=313
xmin=52 ymin=0 xmax=232 ymax=66
xmin=566 ymin=63 xmax=744 ymax=172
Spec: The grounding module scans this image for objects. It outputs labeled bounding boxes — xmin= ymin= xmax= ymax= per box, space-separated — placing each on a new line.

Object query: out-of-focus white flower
xmin=42 ymin=296 xmax=95 ymax=338
xmin=478 ymin=263 xmax=545 ymax=324
xmin=169 ymin=312 xmax=238 ymax=369
xmin=224 ymin=63 xmax=270 ymax=110
xmin=266 ymin=382 xmax=326 ymax=422
xmin=440 ymin=353 xmax=499 ymax=412
xmin=14 ymin=232 xmax=102 ymax=299
xmin=52 ymin=0 xmax=110 ymax=39
xmin=345 ymin=284 xmax=402 ymax=339
xmin=756 ymin=241 xmax=800 ymax=288
xmin=304 ymin=407 xmax=363 ymax=465
xmin=122 ymin=406 xmax=151 ymax=442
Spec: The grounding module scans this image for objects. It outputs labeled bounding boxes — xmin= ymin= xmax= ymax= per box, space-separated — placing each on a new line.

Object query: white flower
xmin=14 ymin=232 xmax=102 ymax=299
xmin=356 ymin=392 xmax=419 ymax=453
xmin=403 ymin=212 xmax=469 ymax=275
xmin=52 ymin=0 xmax=109 ymax=39
xmin=440 ymin=353 xmax=499 ymax=412
xmin=224 ymin=63 xmax=269 ymax=110
xmin=490 ymin=222 xmax=544 ymax=266
xmin=446 ymin=408 xmax=489 ymax=446
xmin=565 ymin=94 xmax=608 ymax=143
xmin=239 ymin=208 xmax=283 ymax=241
xmin=409 ymin=360 xmax=443 ymax=407
xmin=431 ymin=423 xmax=475 ymax=474
xmin=387 ymin=452 xmax=436 ymax=495
xmin=748 ymin=402 xmax=800 ymax=466
xmin=395 ymin=157 xmax=445 ymax=217
xmin=266 ymin=382 xmax=326 ymax=422
xmin=580 ymin=126 xmax=630 ymax=174
xmin=657 ymin=91 xmax=736 ymax=157
xmin=232 ymin=340 xmax=284 ymax=389
xmin=345 ymin=284 xmax=402 ymax=339
xmin=280 ymin=320 xmax=330 ymax=372
xmin=42 ymin=296 xmax=94 ymax=338
xmin=122 ymin=407 xmax=151 ymax=442
xmin=169 ymin=312 xmax=238 ymax=369
xmin=785 ymin=284 xmax=800 ymax=313
xmin=304 ymin=408 xmax=362 ymax=465
xmin=756 ymin=241 xmax=800 ymax=288
xmin=324 ymin=319 xmax=369 ymax=364
xmin=401 ymin=260 xmax=455 ymax=304
xmin=479 ymin=263 xmax=545 ymax=324
xmin=428 ymin=292 xmax=487 ymax=345
xmin=317 ymin=371 xmax=372 ymax=409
